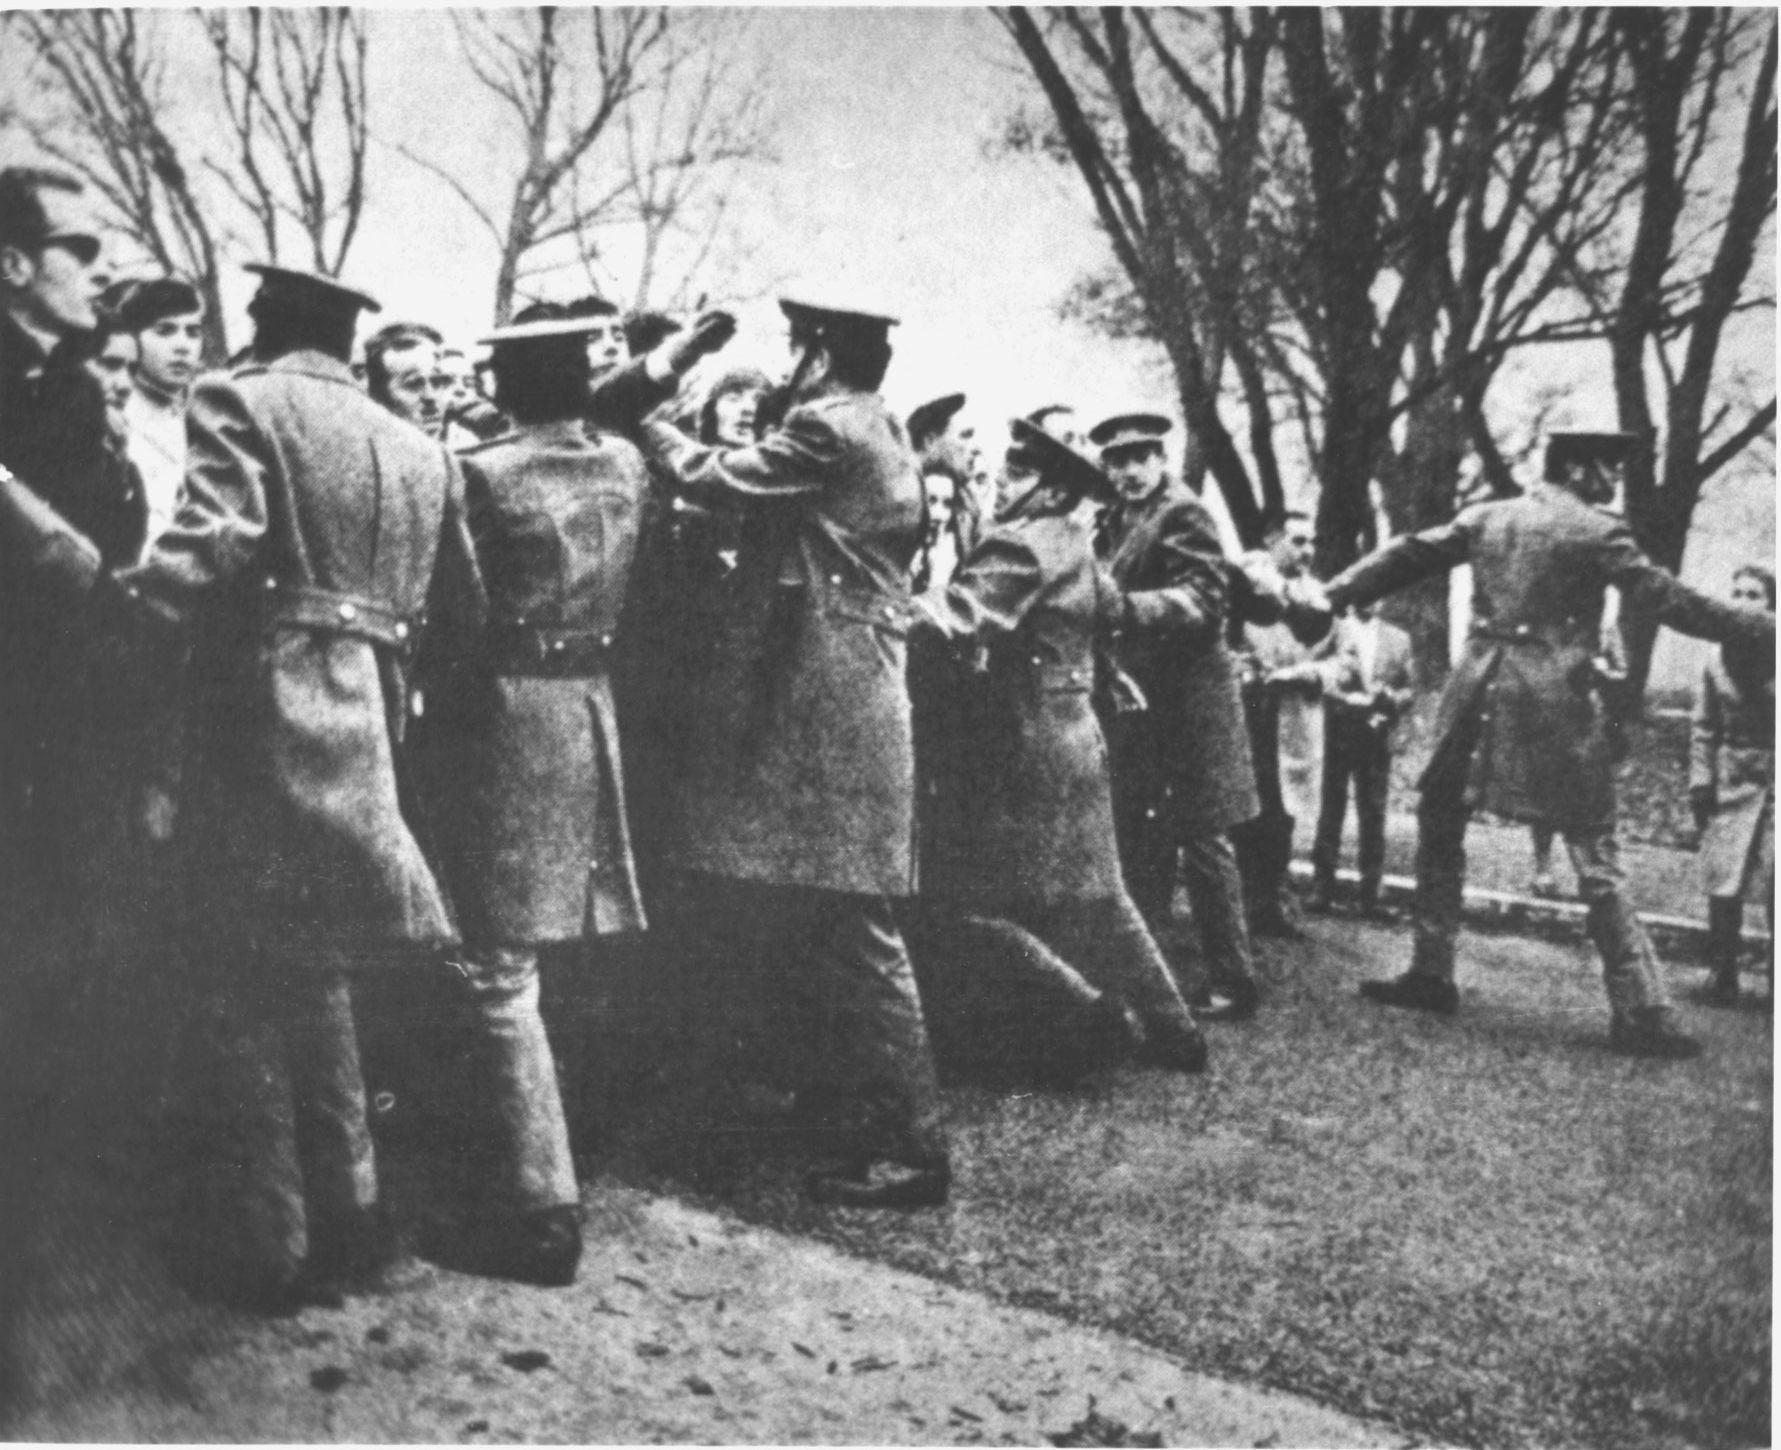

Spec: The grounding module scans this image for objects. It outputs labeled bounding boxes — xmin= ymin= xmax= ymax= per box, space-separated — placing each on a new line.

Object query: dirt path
xmin=15 ymin=1183 xmax=1418 ymax=1447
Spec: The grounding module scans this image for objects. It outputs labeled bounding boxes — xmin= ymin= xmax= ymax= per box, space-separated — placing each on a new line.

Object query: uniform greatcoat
xmin=119 ymin=349 xmax=484 ymax=948
xmin=428 ymin=420 xmax=648 ymax=943
xmin=1691 ymin=650 xmax=1774 ymax=901
xmin=1326 ymin=480 xmax=1775 ymax=1009
xmin=1327 ymin=484 xmax=1765 ymax=831
xmin=1098 ymin=483 xmax=1258 ymax=835
xmin=920 ymin=509 xmax=1124 ymax=904
xmin=642 ymin=386 xmax=923 ymax=897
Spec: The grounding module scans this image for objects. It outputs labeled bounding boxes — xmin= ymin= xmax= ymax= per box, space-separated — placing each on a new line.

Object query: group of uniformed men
xmin=0 ymin=165 xmax=1773 ymax=1314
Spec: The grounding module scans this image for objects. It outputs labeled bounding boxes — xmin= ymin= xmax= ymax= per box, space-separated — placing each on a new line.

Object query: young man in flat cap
xmin=116 ymin=276 xmax=206 ymax=555
xmin=640 ymin=293 xmax=951 ymax=1209
xmin=907 ymin=391 xmax=980 ymax=590
xmin=1315 ymin=431 xmax=1776 ymax=1058
xmin=0 ymin=260 xmax=488 ymax=1306
xmin=1091 ymin=411 xmax=1265 ymax=1022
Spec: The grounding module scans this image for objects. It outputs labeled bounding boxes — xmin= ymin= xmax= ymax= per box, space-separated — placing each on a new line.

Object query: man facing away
xmin=1317 ymin=430 xmax=1776 ymax=1059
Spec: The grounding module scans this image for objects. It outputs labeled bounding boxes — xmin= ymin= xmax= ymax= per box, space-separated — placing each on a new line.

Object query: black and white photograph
xmin=0 ymin=7 xmax=1773 ymax=1446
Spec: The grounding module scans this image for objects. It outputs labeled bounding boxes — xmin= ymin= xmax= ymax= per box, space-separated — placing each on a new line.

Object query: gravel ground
xmin=11 ymin=1180 xmax=1416 ymax=1447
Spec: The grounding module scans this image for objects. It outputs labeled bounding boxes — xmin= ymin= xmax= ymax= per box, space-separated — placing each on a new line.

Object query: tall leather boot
xmin=1697 ymin=897 xmax=1743 ymax=1007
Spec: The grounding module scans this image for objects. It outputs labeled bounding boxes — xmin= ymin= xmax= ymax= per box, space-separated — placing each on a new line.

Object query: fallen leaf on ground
xmin=500 ymin=1350 xmax=551 ymax=1374
xmin=308 ymin=1366 xmax=348 ymax=1393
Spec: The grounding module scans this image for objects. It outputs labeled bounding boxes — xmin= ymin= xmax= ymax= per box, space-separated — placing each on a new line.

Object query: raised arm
xmin=1324 ymin=517 xmax=1472 ymax=615
xmin=642 ymin=407 xmax=840 ymax=506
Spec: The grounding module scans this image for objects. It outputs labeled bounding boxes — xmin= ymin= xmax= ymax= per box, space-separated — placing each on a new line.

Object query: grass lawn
xmin=609 ymin=915 xmax=1772 ymax=1450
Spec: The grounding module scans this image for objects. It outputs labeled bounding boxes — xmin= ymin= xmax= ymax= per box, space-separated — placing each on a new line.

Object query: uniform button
xmin=601 ymin=633 xmax=612 ymax=647
xmin=263 ymin=576 xmax=278 ymax=591
xmin=394 ymin=622 xmax=410 ymax=641
xmin=830 ymin=574 xmax=842 ymax=585
xmin=338 ymin=602 xmax=358 ymax=622
xmin=551 ymin=639 xmax=566 ymax=653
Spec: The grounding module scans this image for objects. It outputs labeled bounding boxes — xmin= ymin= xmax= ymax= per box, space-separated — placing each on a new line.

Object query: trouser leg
xmin=455 ymin=944 xmax=578 ymax=1212
xmin=1409 ymin=712 xmax=1482 ymax=981
xmin=1109 ymin=720 xmax=1176 ymax=932
xmin=1041 ymin=893 xmax=1199 ymax=1036
xmin=1563 ymin=827 xmax=1668 ymax=1020
xmin=1355 ymin=740 xmax=1391 ymax=904
xmin=1179 ymin=830 xmax=1257 ymax=991
xmin=1312 ymin=737 xmax=1350 ymax=895
xmin=280 ymin=960 xmax=378 ymax=1228
xmin=803 ymin=892 xmax=946 ymax=1166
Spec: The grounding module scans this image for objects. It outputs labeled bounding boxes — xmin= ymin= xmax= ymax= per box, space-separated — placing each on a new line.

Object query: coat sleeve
xmin=116 ymin=377 xmax=271 ymax=625
xmin=641 ymin=408 xmax=840 ymax=504
xmin=1324 ymin=514 xmax=1472 ymax=614
xmin=919 ymin=529 xmax=1045 ymax=644
xmin=425 ymin=451 xmax=488 ymax=654
xmin=1120 ymin=496 xmax=1227 ymax=648
xmin=1690 ymin=665 xmax=1721 ymax=795
xmin=1599 ymin=522 xmax=1776 ymax=650
xmin=588 ymin=357 xmax=678 ymax=433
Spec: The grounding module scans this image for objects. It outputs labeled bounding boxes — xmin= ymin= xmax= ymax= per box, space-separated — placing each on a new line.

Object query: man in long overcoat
xmin=1092 ymin=413 xmax=1263 ymax=1022
xmin=640 ymin=295 xmax=949 ymax=1209
xmin=0 ymin=263 xmax=486 ymax=1305
xmin=1321 ymin=431 xmax=1776 ymax=1058
xmin=913 ymin=418 xmax=1207 ymax=1078
xmin=418 ymin=308 xmax=653 ymax=1285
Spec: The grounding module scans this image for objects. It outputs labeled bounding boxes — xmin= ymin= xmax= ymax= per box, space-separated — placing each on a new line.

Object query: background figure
xmin=1093 ymin=412 xmax=1263 ymax=1022
xmin=1323 ymin=430 xmax=1776 ymax=1059
xmin=1688 ymin=563 xmax=1775 ymax=1006
xmin=1309 ymin=603 xmax=1414 ymax=917
xmin=365 ymin=320 xmax=449 ymax=440
xmin=907 ymin=391 xmax=979 ymax=591
xmin=116 ymin=276 xmax=204 ymax=555
xmin=1232 ymin=511 xmax=1325 ymax=938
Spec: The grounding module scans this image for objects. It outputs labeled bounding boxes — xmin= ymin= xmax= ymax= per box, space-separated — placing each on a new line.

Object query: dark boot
xmin=1694 ymin=898 xmax=1743 ymax=1007
xmin=1359 ymin=971 xmax=1459 ymax=1015
xmin=1609 ymin=1006 xmax=1703 ymax=1060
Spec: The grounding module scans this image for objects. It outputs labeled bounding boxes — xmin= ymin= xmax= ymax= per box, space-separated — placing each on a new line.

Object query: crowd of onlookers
xmin=0 ymin=161 xmax=1771 ymax=1319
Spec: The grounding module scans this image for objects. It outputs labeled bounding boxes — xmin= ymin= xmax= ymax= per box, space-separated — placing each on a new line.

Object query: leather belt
xmin=485 ymin=624 xmax=614 ymax=678
xmin=259 ymin=581 xmax=420 ymax=654
xmin=1470 ymin=619 xmax=1586 ymax=647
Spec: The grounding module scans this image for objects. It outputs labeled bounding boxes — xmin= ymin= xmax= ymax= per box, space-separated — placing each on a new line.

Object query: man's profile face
xmin=584 ymin=315 xmax=625 ymax=383
xmin=1103 ymin=441 xmax=1165 ymax=502
xmin=3 ymin=187 xmax=108 ymax=337
xmin=87 ymin=332 xmax=137 ymax=412
xmin=1730 ymin=572 xmax=1771 ymax=611
xmin=383 ymin=340 xmax=449 ymax=439
xmin=1271 ymin=518 xmax=1314 ymax=578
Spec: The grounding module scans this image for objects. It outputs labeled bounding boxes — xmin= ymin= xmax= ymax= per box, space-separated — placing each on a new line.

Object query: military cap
xmin=1008 ymin=415 xmax=1116 ymax=502
xmin=779 ymin=292 xmax=901 ymax=338
xmin=480 ymin=302 xmax=608 ymax=347
xmin=1543 ymin=430 xmax=1638 ymax=481
xmin=1088 ymin=412 xmax=1172 ymax=454
xmin=907 ymin=392 xmax=966 ymax=446
xmin=244 ymin=263 xmax=380 ymax=316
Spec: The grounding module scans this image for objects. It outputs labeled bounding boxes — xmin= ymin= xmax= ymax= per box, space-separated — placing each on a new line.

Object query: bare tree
xmin=1601 ymin=10 xmax=1776 ymax=695
xmin=996 ymin=6 xmax=1280 ymax=547
xmin=199 ymin=9 xmax=371 ymax=277
xmin=398 ymin=8 xmax=771 ymax=325
xmin=6 ymin=8 xmax=377 ymax=359
xmin=5 ymin=10 xmax=228 ymax=357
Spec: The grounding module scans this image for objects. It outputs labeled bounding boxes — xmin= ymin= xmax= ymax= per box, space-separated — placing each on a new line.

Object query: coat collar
xmin=242 ymin=348 xmax=360 ymax=388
